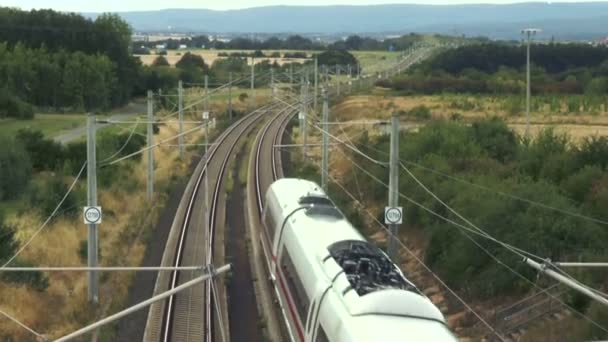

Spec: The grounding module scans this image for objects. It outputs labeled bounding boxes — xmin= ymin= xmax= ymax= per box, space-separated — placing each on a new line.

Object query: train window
xmin=280 ymin=247 xmax=310 ymax=325
xmin=316 ymin=325 xmax=329 ymax=342
xmin=263 ymin=207 xmax=276 ymax=240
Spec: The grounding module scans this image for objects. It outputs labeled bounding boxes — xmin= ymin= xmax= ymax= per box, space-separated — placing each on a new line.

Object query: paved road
xmin=53 ymin=102 xmax=146 ymax=144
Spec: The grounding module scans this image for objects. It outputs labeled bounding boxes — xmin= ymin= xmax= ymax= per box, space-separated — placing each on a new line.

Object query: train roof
xmin=268 ymin=178 xmax=447 ymax=324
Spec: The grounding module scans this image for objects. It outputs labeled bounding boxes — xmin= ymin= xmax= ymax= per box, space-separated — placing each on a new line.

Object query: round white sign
xmin=84 ymin=207 xmax=102 ymax=224
xmin=385 ymin=207 xmax=402 ymax=225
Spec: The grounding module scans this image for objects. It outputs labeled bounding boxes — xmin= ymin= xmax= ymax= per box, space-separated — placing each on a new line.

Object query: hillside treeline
xmin=137 ymin=32 xmax=476 ymax=53
xmin=0 ymin=8 xmax=141 ymax=116
xmin=379 ymin=43 xmax=608 ymax=95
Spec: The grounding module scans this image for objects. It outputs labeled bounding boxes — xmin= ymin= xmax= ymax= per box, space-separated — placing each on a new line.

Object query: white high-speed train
xmin=261 ymin=178 xmax=457 ymax=342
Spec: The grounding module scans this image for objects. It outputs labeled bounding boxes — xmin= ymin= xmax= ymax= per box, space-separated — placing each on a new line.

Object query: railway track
xmin=144 ymin=102 xmax=282 ymax=342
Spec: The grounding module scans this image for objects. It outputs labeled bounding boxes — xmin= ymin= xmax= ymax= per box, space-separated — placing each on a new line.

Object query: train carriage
xmin=261 ymin=178 xmax=457 ymax=342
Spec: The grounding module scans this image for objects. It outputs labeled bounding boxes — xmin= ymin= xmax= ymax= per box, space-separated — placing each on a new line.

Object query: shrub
xmin=0 ymin=260 xmax=49 ymax=291
xmin=0 ymin=90 xmax=35 ymax=119
xmin=238 ymin=93 xmax=249 ymax=102
xmin=26 ymin=173 xmax=80 ymax=218
xmin=151 ymin=56 xmax=170 ymax=67
xmin=15 ymin=129 xmax=65 ymax=171
xmin=0 ymin=137 xmax=32 ymax=201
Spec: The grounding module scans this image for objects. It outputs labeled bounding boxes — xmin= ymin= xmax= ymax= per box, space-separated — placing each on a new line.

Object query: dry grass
xmin=333 ymin=94 xmax=608 ymax=142
xmin=0 ymin=104 xmax=209 ymax=339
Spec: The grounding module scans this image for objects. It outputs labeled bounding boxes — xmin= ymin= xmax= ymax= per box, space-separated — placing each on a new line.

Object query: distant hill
xmin=84 ymin=3 xmax=608 ymax=40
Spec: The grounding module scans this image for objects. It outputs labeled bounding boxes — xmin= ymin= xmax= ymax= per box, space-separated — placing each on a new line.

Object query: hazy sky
xmin=3 ymin=0 xmax=606 ymax=12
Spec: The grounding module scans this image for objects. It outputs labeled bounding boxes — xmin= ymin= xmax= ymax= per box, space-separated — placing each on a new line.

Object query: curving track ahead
xmin=144 ymin=102 xmax=283 ymax=342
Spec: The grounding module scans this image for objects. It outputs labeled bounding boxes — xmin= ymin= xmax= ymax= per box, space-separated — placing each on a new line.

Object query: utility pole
xmin=324 ymin=65 xmax=329 ymax=90
xmin=336 ymin=64 xmax=341 ymax=97
xmin=300 ymin=77 xmax=308 ymax=159
xmin=271 ymin=67 xmax=275 ymax=101
xmin=303 ymin=80 xmax=308 ymax=160
xmin=86 ymin=113 xmax=99 ymax=304
xmin=387 ymin=113 xmax=400 ymax=260
xmin=314 ymin=57 xmax=318 ymax=111
xmin=290 ymin=63 xmax=294 ymax=93
xmin=347 ymin=64 xmax=352 ymax=94
xmin=321 ymin=90 xmax=329 ymax=191
xmin=204 ymin=75 xmax=209 ymax=113
xmin=228 ymin=72 xmax=233 ymax=120
xmin=250 ymin=56 xmax=255 ymax=108
xmin=522 ymin=28 xmax=540 ymax=139
xmin=178 ymin=80 xmax=184 ymax=159
xmin=147 ymin=90 xmax=154 ymax=202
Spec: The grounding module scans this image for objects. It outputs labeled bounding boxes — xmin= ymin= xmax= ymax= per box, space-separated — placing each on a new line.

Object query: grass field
xmin=0 ymin=114 xmax=85 ymax=138
xmin=351 ymin=51 xmax=401 ymax=73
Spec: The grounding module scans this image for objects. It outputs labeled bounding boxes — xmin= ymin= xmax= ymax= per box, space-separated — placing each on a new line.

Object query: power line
xmin=362 ymin=142 xmax=608 ymax=227
xmin=98 ymin=119 xmax=141 ymax=164
xmin=1 ymin=162 xmax=87 ymax=268
xmin=327 ymin=174 xmax=506 ymax=341
xmin=0 ymin=308 xmax=44 ymax=340
xmin=329 ymin=145 xmax=608 ymax=334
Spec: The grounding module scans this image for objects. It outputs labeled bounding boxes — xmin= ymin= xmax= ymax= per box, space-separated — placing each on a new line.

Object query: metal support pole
xmin=178 ymin=80 xmax=184 ymax=159
xmin=314 ymin=57 xmax=318 ymax=111
xmin=525 ymin=32 xmax=531 ymax=140
xmin=387 ymin=113 xmax=400 ymax=260
xmin=228 ymin=72 xmax=233 ymax=120
xmin=321 ymin=90 xmax=329 ymax=191
xmin=290 ymin=63 xmax=294 ymax=93
xmin=303 ymin=80 xmax=308 ymax=159
xmin=336 ymin=64 xmax=341 ymax=97
xmin=147 ymin=90 xmax=154 ymax=202
xmin=251 ymin=56 xmax=255 ymax=108
xmin=347 ymin=64 xmax=352 ymax=93
xmin=204 ymin=75 xmax=209 ymax=113
xmin=87 ymin=113 xmax=99 ymax=304
xmin=55 ymin=264 xmax=231 ymax=342
xmin=525 ymin=258 xmax=608 ymax=307
xmin=554 ymin=262 xmax=608 ymax=268
xmin=271 ymin=67 xmax=275 ymax=100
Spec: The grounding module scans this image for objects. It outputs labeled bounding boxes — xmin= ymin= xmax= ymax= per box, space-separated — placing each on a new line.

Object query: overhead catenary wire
xmin=0 ymin=308 xmax=44 ymax=340
xmin=327 ymin=174 xmax=506 ymax=341
xmin=98 ymin=119 xmax=141 ymax=164
xmin=2 ymin=162 xmax=87 ymax=268
xmin=328 ymin=143 xmax=608 ymax=334
xmin=360 ymin=143 xmax=608 ymax=227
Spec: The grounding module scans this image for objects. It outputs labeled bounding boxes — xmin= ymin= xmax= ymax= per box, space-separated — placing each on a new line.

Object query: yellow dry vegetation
xmin=333 ymin=94 xmax=608 ymax=142
xmin=0 ymin=109 xmax=207 ymax=339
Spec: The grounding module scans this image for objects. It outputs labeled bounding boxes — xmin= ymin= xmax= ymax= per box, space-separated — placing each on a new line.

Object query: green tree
xmin=0 ymin=137 xmax=32 ymax=201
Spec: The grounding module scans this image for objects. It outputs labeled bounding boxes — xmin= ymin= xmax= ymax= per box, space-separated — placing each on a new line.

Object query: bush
xmin=0 ymin=89 xmax=35 ymax=119
xmin=404 ymin=105 xmax=432 ymax=120
xmin=284 ymin=52 xmax=307 ymax=59
xmin=0 ymin=137 xmax=32 ymax=201
xmin=0 ymin=259 xmax=49 ymax=291
xmin=0 ymin=214 xmax=17 ymax=265
xmin=26 ymin=173 xmax=80 ymax=218
xmin=238 ymin=93 xmax=249 ymax=102
xmin=152 ymin=56 xmax=170 ymax=67
xmin=15 ymin=129 xmax=65 ymax=171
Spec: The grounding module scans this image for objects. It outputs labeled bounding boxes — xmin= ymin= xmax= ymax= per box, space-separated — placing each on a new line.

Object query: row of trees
xmin=137 ymin=33 xmax=478 ymax=52
xmin=0 ymin=43 xmax=116 ymax=116
xmin=141 ymin=49 xmax=357 ymax=92
xmin=0 ymin=8 xmax=144 ymax=116
xmin=380 ymin=43 xmax=608 ymax=96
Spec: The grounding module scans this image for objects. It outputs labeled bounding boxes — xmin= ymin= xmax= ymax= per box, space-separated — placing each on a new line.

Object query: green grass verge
xmin=0 ymin=114 xmax=85 ymax=138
